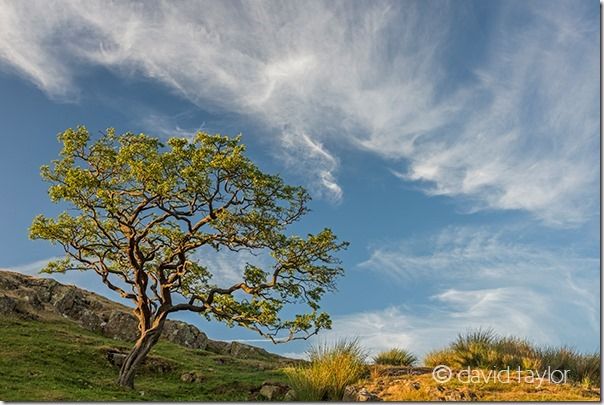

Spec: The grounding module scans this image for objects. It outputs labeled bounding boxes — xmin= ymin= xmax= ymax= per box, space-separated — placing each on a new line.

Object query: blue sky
xmin=0 ymin=0 xmax=599 ymax=358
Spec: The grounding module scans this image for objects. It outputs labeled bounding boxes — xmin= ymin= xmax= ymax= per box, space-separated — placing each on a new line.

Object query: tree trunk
xmin=117 ymin=322 xmax=165 ymax=389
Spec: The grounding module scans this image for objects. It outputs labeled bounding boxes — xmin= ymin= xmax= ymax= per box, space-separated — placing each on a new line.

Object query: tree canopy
xmin=30 ymin=126 xmax=347 ymax=387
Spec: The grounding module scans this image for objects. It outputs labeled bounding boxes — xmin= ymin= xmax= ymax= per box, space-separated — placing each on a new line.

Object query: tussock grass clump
xmin=450 ymin=328 xmax=497 ymax=368
xmin=284 ymin=339 xmax=368 ymax=401
xmin=537 ymin=347 xmax=600 ymax=387
xmin=424 ymin=348 xmax=461 ymax=368
xmin=422 ymin=329 xmax=600 ymax=387
xmin=373 ymin=348 xmax=417 ymax=366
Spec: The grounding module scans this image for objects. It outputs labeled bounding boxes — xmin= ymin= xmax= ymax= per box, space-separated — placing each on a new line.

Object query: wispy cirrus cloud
xmin=0 ymin=1 xmax=597 ymax=223
xmin=346 ymin=225 xmax=599 ymax=355
xmin=395 ymin=2 xmax=599 ymax=226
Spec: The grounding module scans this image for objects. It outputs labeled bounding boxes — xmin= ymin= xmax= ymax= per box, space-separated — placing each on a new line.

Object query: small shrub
xmin=284 ymin=339 xmax=368 ymax=401
xmin=373 ymin=348 xmax=417 ymax=367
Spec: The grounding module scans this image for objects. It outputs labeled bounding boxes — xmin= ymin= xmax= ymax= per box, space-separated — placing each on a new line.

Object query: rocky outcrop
xmin=164 ymin=320 xmax=208 ymax=350
xmin=104 ymin=348 xmax=174 ymax=373
xmin=206 ymin=339 xmax=274 ymax=359
xmin=0 ymin=270 xmax=287 ymax=360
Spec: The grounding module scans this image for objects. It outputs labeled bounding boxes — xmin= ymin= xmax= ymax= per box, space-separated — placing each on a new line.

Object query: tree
xmin=30 ymin=126 xmax=347 ymax=388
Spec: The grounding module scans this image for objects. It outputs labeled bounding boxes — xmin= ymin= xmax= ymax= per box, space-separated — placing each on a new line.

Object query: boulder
xmin=102 ymin=311 xmax=139 ymax=341
xmin=283 ymin=389 xmax=296 ymax=401
xmin=0 ymin=295 xmax=17 ymax=314
xmin=180 ymin=371 xmax=204 ymax=383
xmin=343 ymin=386 xmax=358 ymax=401
xmin=259 ymin=381 xmax=289 ymax=400
xmin=106 ymin=349 xmax=173 ymax=374
xmin=53 ymin=288 xmax=89 ymax=318
xmin=163 ymin=320 xmax=208 ymax=350
xmin=205 ymin=340 xmax=272 ymax=358
xmin=78 ymin=309 xmax=104 ymax=333
xmin=343 ymin=386 xmax=381 ymax=402
xmin=206 ymin=339 xmax=230 ymax=354
xmin=106 ymin=350 xmax=127 ymax=368
xmin=357 ymin=388 xmax=381 ymax=401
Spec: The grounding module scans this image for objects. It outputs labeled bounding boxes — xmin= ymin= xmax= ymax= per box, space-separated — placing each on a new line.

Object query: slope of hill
xmin=0 ymin=269 xmax=294 ymax=401
xmin=0 ymin=269 xmax=290 ymax=361
xmin=0 ymin=315 xmax=289 ymax=401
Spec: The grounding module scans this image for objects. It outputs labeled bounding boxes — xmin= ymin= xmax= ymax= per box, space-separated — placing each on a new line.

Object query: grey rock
xmin=106 ymin=350 xmax=127 ymax=368
xmin=180 ymin=371 xmax=204 ymax=383
xmin=102 ymin=311 xmax=139 ymax=341
xmin=283 ymin=389 xmax=297 ymax=401
xmin=206 ymin=339 xmax=230 ymax=354
xmin=357 ymin=388 xmax=381 ymax=402
xmin=342 ymin=385 xmax=358 ymax=401
xmin=259 ymin=382 xmax=289 ymax=400
xmin=343 ymin=386 xmax=381 ymax=402
xmin=53 ymin=288 xmax=89 ymax=318
xmin=0 ymin=295 xmax=17 ymax=314
xmin=164 ymin=320 xmax=208 ymax=350
xmin=78 ymin=309 xmax=104 ymax=333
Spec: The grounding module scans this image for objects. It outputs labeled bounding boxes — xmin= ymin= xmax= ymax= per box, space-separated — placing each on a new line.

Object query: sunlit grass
xmin=422 ymin=328 xmax=600 ymax=387
xmin=373 ymin=348 xmax=417 ymax=367
xmin=284 ymin=339 xmax=368 ymax=400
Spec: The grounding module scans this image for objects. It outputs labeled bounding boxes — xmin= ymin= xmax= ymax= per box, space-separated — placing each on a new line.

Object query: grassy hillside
xmin=1 ymin=314 xmax=600 ymax=401
xmin=0 ymin=315 xmax=288 ymax=401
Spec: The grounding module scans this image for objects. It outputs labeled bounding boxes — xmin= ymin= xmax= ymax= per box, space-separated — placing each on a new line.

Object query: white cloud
xmin=347 ymin=225 xmax=599 ymax=356
xmin=139 ymin=113 xmax=207 ymax=139
xmin=0 ymin=1 xmax=597 ymax=223
xmin=191 ymin=246 xmax=269 ymax=287
xmin=399 ymin=3 xmax=599 ymax=226
xmin=5 ymin=256 xmax=62 ymax=275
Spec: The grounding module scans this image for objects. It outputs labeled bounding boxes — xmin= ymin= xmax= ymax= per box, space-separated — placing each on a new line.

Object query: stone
xmin=0 ymin=295 xmax=17 ymax=314
xmin=145 ymin=356 xmax=173 ymax=374
xmin=259 ymin=382 xmax=289 ymax=400
xmin=228 ymin=341 xmax=268 ymax=358
xmin=53 ymin=288 xmax=87 ymax=316
xmin=342 ymin=385 xmax=358 ymax=401
xmin=78 ymin=309 xmax=104 ymax=333
xmin=181 ymin=371 xmax=204 ymax=383
xmin=357 ymin=388 xmax=381 ymax=401
xmin=342 ymin=386 xmax=381 ymax=402
xmin=106 ymin=349 xmax=173 ymax=374
xmin=283 ymin=389 xmax=296 ymax=401
xmin=106 ymin=350 xmax=127 ymax=368
xmin=163 ymin=320 xmax=208 ymax=350
xmin=102 ymin=311 xmax=139 ymax=341
xmin=22 ymin=292 xmax=43 ymax=309
xmin=206 ymin=339 xmax=230 ymax=354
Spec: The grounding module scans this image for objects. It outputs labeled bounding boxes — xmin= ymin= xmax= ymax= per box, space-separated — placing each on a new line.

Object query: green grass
xmin=284 ymin=339 xmax=368 ymax=401
xmin=0 ymin=315 xmax=287 ymax=401
xmin=373 ymin=348 xmax=417 ymax=367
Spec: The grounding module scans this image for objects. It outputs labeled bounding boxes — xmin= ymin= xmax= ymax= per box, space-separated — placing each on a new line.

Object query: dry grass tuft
xmin=284 ymin=339 xmax=368 ymax=401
